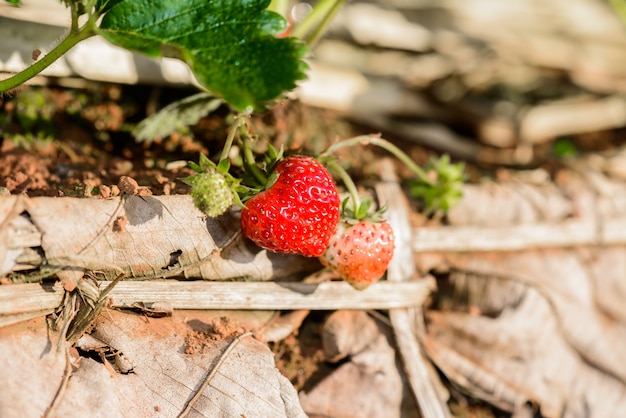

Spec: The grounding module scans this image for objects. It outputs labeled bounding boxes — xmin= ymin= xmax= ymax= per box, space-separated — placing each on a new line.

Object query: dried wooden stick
xmin=412 ymin=217 xmax=626 ymax=252
xmin=519 ymin=96 xmax=626 ymax=144
xmin=0 ymin=309 xmax=56 ymax=328
xmin=0 ymin=280 xmax=433 ymax=323
xmin=376 ymin=159 xmax=452 ymax=418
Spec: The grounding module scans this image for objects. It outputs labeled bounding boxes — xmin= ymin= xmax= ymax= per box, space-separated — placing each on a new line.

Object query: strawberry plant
xmin=2 ymin=0 xmax=465 ymax=285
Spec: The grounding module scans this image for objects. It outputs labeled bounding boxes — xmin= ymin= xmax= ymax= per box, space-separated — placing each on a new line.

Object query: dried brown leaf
xmin=6 ymin=195 xmax=317 ymax=281
xmin=299 ymin=310 xmax=403 ymax=418
xmin=0 ymin=310 xmax=305 ymax=418
xmin=426 ymin=248 xmax=626 ymax=416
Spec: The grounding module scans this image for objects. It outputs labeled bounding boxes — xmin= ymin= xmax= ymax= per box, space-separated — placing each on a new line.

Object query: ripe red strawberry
xmin=320 ymin=220 xmax=395 ymax=290
xmin=241 ymin=155 xmax=340 ymax=257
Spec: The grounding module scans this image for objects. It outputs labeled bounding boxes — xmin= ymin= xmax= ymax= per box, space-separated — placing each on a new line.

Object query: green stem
xmin=291 ymin=0 xmax=343 ymax=45
xmin=219 ymin=114 xmax=245 ymax=162
xmin=609 ymin=0 xmax=626 ymax=27
xmin=326 ymin=160 xmax=360 ymax=216
xmin=322 ymin=134 xmax=436 ymax=186
xmin=69 ymin=1 xmax=80 ymax=32
xmin=0 ymin=22 xmax=97 ymax=93
xmin=240 ymin=131 xmax=268 ymax=186
xmin=304 ymin=0 xmax=346 ymax=49
xmin=266 ymin=0 xmax=290 ymax=16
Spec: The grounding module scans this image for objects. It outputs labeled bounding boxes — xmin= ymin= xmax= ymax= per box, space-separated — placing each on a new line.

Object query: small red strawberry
xmin=241 ymin=155 xmax=340 ymax=257
xmin=320 ymin=219 xmax=395 ymax=290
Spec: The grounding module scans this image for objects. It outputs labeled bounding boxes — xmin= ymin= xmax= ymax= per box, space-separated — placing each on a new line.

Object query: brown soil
xmin=0 ymin=83 xmax=359 ymax=199
xmin=184 ymin=316 xmax=246 ymax=355
xmin=269 ymin=312 xmax=332 ymax=391
xmin=2 ymin=84 xmax=218 ymax=197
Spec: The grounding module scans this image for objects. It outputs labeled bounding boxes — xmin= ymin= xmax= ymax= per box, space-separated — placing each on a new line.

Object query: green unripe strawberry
xmin=188 ymin=172 xmax=234 ymax=217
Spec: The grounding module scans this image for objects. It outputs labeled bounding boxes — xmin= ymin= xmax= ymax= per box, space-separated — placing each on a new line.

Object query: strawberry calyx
xmin=339 ymin=196 xmax=387 ymax=225
xmin=238 ymin=136 xmax=284 ymax=195
xmin=325 ymin=158 xmax=388 ymax=224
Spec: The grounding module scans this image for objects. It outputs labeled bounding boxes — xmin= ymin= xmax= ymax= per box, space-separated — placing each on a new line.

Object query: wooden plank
xmin=107 ymin=280 xmax=433 ymax=310
xmin=0 ymin=280 xmax=433 ymax=318
xmin=412 ymin=217 xmax=626 ymax=252
xmin=0 ymin=282 xmax=64 ymax=315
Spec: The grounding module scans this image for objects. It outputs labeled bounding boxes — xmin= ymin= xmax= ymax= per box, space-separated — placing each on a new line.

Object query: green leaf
xmin=97 ymin=0 xmax=309 ymax=111
xmin=409 ymin=155 xmax=465 ymax=213
xmin=552 ymin=137 xmax=577 ymax=158
xmin=132 ymin=93 xmax=222 ymax=143
xmin=5 ymin=0 xmax=21 ymax=5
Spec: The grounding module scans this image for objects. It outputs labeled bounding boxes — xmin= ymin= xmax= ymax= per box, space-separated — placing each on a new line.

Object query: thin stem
xmin=266 ymin=0 xmax=290 ymax=16
xmin=0 ymin=22 xmax=97 ymax=93
xmin=322 ymin=134 xmax=436 ymax=187
xmin=304 ymin=0 xmax=346 ymax=49
xmin=609 ymin=0 xmax=626 ymax=27
xmin=69 ymin=1 xmax=80 ymax=32
xmin=327 ymin=160 xmax=360 ymax=216
xmin=219 ymin=114 xmax=245 ymax=162
xmin=291 ymin=0 xmax=340 ymax=41
xmin=240 ymin=131 xmax=268 ymax=186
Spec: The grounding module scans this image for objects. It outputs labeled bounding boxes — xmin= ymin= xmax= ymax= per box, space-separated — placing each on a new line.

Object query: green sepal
xmin=180 ymin=175 xmax=195 ymax=186
xmin=199 ymin=153 xmax=214 ymax=171
xmin=217 ymin=159 xmax=231 ymax=174
xmin=265 ymin=143 xmax=284 ymax=168
xmin=340 ymin=195 xmax=387 ymax=224
xmin=264 ymin=171 xmax=279 ymax=190
xmin=340 ymin=196 xmax=350 ymax=213
xmin=356 ymin=200 xmax=370 ymax=219
xmin=187 ymin=161 xmax=203 ymax=174
xmin=231 ymin=191 xmax=246 ymax=208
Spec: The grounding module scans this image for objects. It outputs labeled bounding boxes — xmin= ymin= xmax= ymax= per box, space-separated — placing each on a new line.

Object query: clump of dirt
xmin=184 ymin=316 xmax=246 ymax=355
xmin=0 ymin=147 xmax=56 ymax=193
